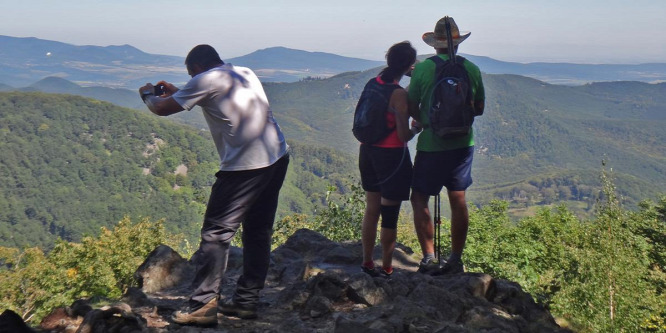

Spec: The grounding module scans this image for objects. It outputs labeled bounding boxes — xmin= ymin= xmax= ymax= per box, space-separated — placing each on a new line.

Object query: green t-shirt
xmin=408 ymin=54 xmax=485 ymax=152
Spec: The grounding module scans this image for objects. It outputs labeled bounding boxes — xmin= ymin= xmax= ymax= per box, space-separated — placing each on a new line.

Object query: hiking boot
xmin=433 ymin=259 xmax=464 ymax=276
xmin=219 ymin=300 xmax=258 ymax=319
xmin=361 ymin=265 xmax=380 ymax=277
xmin=378 ymin=268 xmax=393 ymax=279
xmin=171 ymin=297 xmax=218 ymax=326
xmin=417 ymin=260 xmax=441 ymax=275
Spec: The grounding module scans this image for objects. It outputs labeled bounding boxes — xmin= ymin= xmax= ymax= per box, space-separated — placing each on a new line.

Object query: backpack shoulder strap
xmin=371 ymin=76 xmax=401 ymax=94
xmin=364 ymin=78 xmax=378 ymax=90
xmin=364 ymin=77 xmax=399 ymax=107
xmin=430 ymin=55 xmax=465 ymax=67
xmin=428 ymin=55 xmax=445 ymax=66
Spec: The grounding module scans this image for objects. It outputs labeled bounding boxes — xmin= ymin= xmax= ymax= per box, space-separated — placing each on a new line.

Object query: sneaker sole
xmin=417 ymin=266 xmax=441 ymax=275
xmin=171 ymin=314 xmax=217 ymax=326
xmin=219 ymin=308 xmax=258 ymax=319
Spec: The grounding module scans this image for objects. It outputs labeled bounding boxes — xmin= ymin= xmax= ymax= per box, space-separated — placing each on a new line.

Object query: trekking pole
xmin=445 ymin=16 xmax=456 ymax=63
xmin=434 ymin=193 xmax=442 ymax=264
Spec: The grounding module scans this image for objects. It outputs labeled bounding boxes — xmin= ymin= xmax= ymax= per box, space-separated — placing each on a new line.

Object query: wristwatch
xmin=141 ymin=90 xmax=154 ymax=102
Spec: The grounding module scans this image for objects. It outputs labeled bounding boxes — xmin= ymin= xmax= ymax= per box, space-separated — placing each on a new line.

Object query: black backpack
xmin=352 ymin=78 xmax=400 ymax=144
xmin=428 ymin=55 xmax=476 ymax=139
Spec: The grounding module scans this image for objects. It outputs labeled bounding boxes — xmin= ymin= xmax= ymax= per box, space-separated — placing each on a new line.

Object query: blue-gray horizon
xmin=2 ymin=0 xmax=664 ymax=65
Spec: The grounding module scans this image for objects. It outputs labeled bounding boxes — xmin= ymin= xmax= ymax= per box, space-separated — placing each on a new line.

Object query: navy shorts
xmin=359 ymin=145 xmax=413 ymax=201
xmin=412 ymin=146 xmax=474 ymax=195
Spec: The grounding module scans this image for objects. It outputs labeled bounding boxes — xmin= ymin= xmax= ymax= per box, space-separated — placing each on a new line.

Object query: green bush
xmin=1 ymin=178 xmax=664 ymax=331
xmin=459 ymin=169 xmax=666 ymax=332
xmin=310 ymin=183 xmax=365 ymax=242
xmin=0 ymin=217 xmax=185 ymax=323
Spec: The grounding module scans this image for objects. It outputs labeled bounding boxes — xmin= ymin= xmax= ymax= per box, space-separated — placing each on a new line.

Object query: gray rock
xmin=323 ymin=245 xmax=356 ymax=264
xmin=134 ymin=244 xmax=192 ymax=293
xmin=334 ymin=314 xmax=384 ymax=333
xmin=385 ymin=274 xmax=410 ymax=298
xmin=277 ymin=313 xmax=310 ymax=333
xmin=408 ymin=282 xmax=463 ymax=322
xmin=1 ymin=309 xmax=37 ymax=333
xmin=122 ymin=287 xmax=154 ymax=308
xmin=346 ymin=273 xmax=388 ymax=306
xmin=459 ymin=306 xmax=522 ymax=333
xmin=431 ymin=272 xmax=496 ymax=300
xmin=308 ymin=271 xmax=348 ymax=301
xmin=28 ymin=229 xmax=570 ymax=333
xmin=306 ymin=295 xmax=332 ymax=318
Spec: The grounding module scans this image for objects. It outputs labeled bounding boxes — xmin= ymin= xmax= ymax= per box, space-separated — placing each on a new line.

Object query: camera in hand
xmin=154 ymin=84 xmax=166 ymax=96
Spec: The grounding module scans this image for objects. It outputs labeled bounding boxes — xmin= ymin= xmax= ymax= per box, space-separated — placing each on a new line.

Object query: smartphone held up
xmin=154 ymin=84 xmax=166 ymax=96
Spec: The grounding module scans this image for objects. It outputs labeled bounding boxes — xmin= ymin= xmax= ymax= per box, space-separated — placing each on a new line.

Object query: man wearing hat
xmin=408 ymin=16 xmax=485 ymax=275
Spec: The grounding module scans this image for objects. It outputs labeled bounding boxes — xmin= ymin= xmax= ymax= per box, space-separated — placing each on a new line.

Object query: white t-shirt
xmin=172 ymin=64 xmax=288 ymax=171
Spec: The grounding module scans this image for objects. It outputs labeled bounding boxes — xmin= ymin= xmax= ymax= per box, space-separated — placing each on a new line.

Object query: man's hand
xmin=138 ymin=81 xmax=185 ymax=116
xmin=139 ymin=83 xmax=155 ymax=101
xmin=410 ymin=119 xmax=423 ymax=135
xmin=156 ymin=81 xmax=179 ymax=96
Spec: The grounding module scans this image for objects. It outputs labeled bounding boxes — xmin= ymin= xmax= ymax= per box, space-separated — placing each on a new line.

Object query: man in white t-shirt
xmin=139 ymin=44 xmax=289 ymax=326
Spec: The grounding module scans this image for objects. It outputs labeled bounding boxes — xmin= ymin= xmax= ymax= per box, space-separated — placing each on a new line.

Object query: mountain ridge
xmin=228 ymin=46 xmax=384 ymax=71
xmin=3 ymin=35 xmax=666 ymax=88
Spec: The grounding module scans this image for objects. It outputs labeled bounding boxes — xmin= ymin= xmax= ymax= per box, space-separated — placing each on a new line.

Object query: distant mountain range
xmin=461 ymin=54 xmax=666 ymax=85
xmin=0 ymin=35 xmax=185 ymax=89
xmin=227 ymin=47 xmax=384 ymax=82
xmin=0 ymin=35 xmax=382 ymax=88
xmin=2 ymin=35 xmax=666 ymax=89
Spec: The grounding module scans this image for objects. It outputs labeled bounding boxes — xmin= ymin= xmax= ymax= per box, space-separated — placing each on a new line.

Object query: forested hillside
xmin=264 ymin=71 xmax=666 ymax=214
xmin=7 ymin=71 xmax=666 ymax=216
xmin=469 ymin=76 xmax=666 ymax=213
xmin=0 ymin=92 xmax=357 ymax=248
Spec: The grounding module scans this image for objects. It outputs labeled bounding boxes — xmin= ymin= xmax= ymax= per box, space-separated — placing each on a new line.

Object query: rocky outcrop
xmin=134 ymin=245 xmax=193 ymax=294
xmin=30 ymin=228 xmax=568 ymax=332
xmin=0 ymin=309 xmax=37 ymax=333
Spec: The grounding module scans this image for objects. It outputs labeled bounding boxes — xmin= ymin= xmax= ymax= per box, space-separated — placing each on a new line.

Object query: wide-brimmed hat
xmin=422 ymin=16 xmax=471 ymax=48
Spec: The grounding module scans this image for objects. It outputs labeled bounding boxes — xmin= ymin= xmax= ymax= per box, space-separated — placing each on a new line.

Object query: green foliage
xmin=0 ymin=92 xmax=215 ymax=248
xmin=0 ymin=92 xmax=359 ymax=250
xmin=470 ymin=76 xmax=666 ymax=215
xmin=272 ymin=180 xmax=420 ymax=253
xmin=548 ymin=169 xmax=660 ymax=331
xmin=0 ymin=217 xmax=183 ymax=322
xmin=311 ymin=182 xmax=365 ymax=242
xmin=261 ymin=71 xmax=666 ymax=215
xmin=458 ymin=169 xmax=666 ymax=332
xmin=282 ymin=140 xmax=359 ymax=212
xmin=272 ymin=214 xmax=311 ymax=249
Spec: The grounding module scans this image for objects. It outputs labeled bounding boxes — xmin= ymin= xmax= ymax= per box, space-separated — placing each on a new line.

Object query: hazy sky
xmin=2 ymin=0 xmax=664 ymax=64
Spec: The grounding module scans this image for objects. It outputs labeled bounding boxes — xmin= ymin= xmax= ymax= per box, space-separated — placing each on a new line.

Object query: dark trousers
xmin=189 ymin=153 xmax=289 ymax=308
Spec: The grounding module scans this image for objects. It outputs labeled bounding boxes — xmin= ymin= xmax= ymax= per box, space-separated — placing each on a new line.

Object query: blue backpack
xmin=352 ymin=78 xmax=400 ymax=144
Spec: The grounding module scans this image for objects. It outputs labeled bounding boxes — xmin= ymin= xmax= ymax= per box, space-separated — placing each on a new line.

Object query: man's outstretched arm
xmin=139 ymin=82 xmax=185 ymax=116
